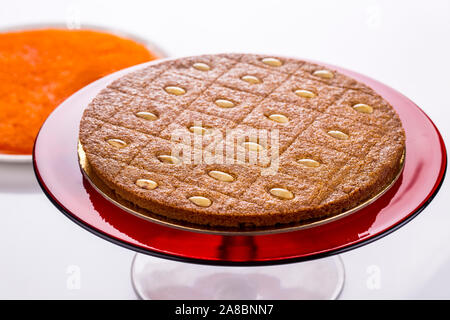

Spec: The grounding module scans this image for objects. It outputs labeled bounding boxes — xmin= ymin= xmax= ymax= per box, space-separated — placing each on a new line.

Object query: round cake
xmin=78 ymin=53 xmax=405 ymax=228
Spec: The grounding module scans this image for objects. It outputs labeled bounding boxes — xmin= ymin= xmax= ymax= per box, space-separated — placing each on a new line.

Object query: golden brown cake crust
xmin=79 ymin=53 xmax=405 ymax=227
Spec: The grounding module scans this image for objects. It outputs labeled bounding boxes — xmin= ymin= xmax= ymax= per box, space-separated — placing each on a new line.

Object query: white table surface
xmin=0 ymin=0 xmax=449 ymax=299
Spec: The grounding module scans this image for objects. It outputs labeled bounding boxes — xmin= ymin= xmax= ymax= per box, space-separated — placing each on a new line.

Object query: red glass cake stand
xmin=33 ymin=59 xmax=447 ymax=300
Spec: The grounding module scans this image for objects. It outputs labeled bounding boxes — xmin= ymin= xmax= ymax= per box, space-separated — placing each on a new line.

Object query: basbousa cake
xmin=79 ymin=53 xmax=405 ymax=227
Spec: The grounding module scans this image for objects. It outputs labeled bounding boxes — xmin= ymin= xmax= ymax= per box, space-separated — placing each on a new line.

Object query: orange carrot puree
xmin=0 ymin=28 xmax=159 ymax=155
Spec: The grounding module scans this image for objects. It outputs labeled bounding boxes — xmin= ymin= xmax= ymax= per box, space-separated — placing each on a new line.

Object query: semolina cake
xmin=78 ymin=53 xmax=405 ymax=227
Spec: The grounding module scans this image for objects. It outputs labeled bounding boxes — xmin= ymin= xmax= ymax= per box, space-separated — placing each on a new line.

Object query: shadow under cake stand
xmin=33 ymin=59 xmax=447 ymax=299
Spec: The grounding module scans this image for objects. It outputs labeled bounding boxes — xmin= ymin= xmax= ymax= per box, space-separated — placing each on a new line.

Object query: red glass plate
xmin=33 ymin=59 xmax=447 ymax=266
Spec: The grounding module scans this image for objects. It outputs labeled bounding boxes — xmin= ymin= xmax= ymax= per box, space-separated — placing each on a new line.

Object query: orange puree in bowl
xmin=0 ymin=28 xmax=159 ymax=155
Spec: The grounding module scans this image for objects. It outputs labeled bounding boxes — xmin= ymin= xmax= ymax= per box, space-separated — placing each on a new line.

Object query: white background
xmin=0 ymin=0 xmax=449 ymax=299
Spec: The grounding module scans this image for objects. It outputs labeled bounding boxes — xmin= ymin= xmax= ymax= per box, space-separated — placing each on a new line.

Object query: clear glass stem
xmin=131 ymin=254 xmax=345 ymax=300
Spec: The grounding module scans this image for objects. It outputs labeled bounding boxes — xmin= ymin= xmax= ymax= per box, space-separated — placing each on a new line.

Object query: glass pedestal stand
xmin=33 ymin=58 xmax=447 ymax=302
xmin=131 ymin=254 xmax=344 ymax=300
